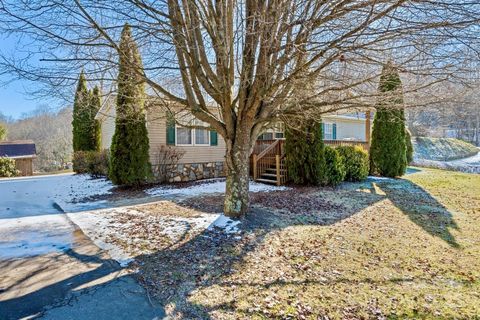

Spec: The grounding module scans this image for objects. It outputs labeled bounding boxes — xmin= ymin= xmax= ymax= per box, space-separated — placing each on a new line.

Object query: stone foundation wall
xmin=166 ymin=161 xmax=226 ymax=182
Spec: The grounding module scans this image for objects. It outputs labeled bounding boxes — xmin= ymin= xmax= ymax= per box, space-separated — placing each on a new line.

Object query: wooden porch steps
xmin=251 ymin=139 xmax=287 ymax=186
xmin=265 ymin=168 xmax=286 ymax=174
xmin=255 ymin=178 xmax=280 ymax=185
xmin=257 ymin=166 xmax=286 ymax=184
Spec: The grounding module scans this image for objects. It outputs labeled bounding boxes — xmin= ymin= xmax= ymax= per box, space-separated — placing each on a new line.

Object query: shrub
xmin=336 ymin=146 xmax=369 ymax=182
xmin=73 ymin=150 xmax=109 ymax=177
xmin=369 ymin=61 xmax=407 ymax=177
xmin=72 ymin=72 xmax=101 ymax=153
xmin=152 ymin=145 xmax=185 ymax=183
xmin=285 ymin=120 xmax=325 ymax=185
xmin=0 ymin=123 xmax=7 ymax=141
xmin=109 ymin=24 xmax=151 ymax=186
xmin=322 ymin=146 xmax=345 ymax=187
xmin=73 ymin=151 xmax=88 ymax=173
xmin=0 ymin=157 xmax=18 ymax=177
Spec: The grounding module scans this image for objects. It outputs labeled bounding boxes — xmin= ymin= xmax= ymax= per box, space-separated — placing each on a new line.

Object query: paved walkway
xmin=0 ymin=175 xmax=164 ymax=319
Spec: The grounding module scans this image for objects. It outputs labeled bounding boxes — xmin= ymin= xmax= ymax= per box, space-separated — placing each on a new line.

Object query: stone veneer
xmin=167 ymin=161 xmax=226 ymax=182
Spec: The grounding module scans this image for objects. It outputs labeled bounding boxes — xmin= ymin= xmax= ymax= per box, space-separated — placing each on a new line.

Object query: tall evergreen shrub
xmin=369 ymin=61 xmax=407 ymax=177
xmin=72 ymin=71 xmax=101 ymax=152
xmin=72 ymin=71 xmax=89 ymax=151
xmin=109 ymin=24 xmax=151 ymax=186
xmin=90 ymin=86 xmax=102 ymax=151
xmin=285 ymin=120 xmax=325 ymax=185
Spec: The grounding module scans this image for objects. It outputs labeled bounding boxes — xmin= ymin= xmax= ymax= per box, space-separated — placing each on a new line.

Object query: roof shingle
xmin=0 ymin=140 xmax=36 ymax=158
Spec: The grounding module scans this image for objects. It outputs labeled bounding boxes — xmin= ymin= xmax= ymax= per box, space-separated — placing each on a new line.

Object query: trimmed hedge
xmin=0 ymin=157 xmax=18 ymax=177
xmin=336 ymin=146 xmax=369 ymax=182
xmin=73 ymin=150 xmax=109 ymax=177
xmin=323 ymin=146 xmax=345 ymax=187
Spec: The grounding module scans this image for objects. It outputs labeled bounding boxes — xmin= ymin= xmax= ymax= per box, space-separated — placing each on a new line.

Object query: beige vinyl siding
xmin=146 ymin=110 xmax=226 ymax=165
xmin=99 ymin=104 xmax=116 ymax=150
xmin=323 ymin=115 xmax=370 ymax=141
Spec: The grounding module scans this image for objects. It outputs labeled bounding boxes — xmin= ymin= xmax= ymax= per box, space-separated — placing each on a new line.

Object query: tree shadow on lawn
xmin=369 ymin=178 xmax=460 ymax=248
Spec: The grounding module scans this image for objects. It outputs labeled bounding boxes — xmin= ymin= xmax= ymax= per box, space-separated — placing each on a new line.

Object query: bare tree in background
xmin=6 ymin=106 xmax=73 ymax=171
xmin=0 ymin=1 xmax=479 ymax=216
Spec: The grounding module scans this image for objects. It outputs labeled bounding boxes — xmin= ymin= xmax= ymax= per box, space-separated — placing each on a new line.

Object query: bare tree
xmin=7 ymin=106 xmax=73 ymax=171
xmin=0 ymin=1 xmax=479 ymax=216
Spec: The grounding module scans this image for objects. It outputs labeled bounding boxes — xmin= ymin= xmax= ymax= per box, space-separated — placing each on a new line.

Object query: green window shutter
xmin=321 ymin=123 xmax=325 ymax=140
xmin=333 ymin=123 xmax=337 ymax=140
xmin=210 ymin=130 xmax=218 ymax=146
xmin=166 ymin=121 xmax=175 ymax=145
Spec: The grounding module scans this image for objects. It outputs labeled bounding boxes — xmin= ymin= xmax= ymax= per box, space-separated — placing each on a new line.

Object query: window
xmin=195 ymin=128 xmax=209 ymax=145
xmin=175 ymin=116 xmax=210 ymax=146
xmin=258 ymin=132 xmax=274 ymax=140
xmin=177 ymin=127 xmax=192 ymax=145
xmin=324 ymin=123 xmax=333 ymax=140
xmin=258 ymin=122 xmax=285 ymax=140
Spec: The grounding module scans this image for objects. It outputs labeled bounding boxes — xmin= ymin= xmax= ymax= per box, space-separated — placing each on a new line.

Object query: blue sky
xmin=0 ymin=80 xmax=43 ymax=119
xmin=0 ymin=35 xmax=63 ymax=119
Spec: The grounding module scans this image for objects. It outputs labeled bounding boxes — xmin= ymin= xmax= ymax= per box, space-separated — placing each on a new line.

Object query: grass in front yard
xmin=135 ymin=168 xmax=480 ymax=319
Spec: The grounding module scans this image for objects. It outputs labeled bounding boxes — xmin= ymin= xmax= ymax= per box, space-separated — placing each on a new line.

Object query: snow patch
xmin=67 ymin=204 xmax=222 ymax=267
xmin=53 ymin=174 xmax=113 ymax=210
xmin=146 ymin=178 xmax=288 ymax=197
xmin=0 ymin=214 xmax=74 ymax=258
xmin=208 ymin=215 xmax=241 ymax=234
xmin=413 ymin=152 xmax=480 ymax=174
xmin=367 ymin=176 xmax=394 ymax=181
xmin=67 ymin=209 xmax=134 ymax=267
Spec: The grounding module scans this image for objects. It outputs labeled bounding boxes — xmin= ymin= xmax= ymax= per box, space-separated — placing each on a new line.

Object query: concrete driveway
xmin=0 ymin=174 xmax=164 ymax=320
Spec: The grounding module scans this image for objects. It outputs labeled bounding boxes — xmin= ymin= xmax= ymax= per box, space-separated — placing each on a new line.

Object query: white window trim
xmin=175 ymin=124 xmax=210 ymax=146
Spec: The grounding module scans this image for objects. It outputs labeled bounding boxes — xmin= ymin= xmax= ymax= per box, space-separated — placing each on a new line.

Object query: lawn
xmin=125 ymin=168 xmax=480 ymax=319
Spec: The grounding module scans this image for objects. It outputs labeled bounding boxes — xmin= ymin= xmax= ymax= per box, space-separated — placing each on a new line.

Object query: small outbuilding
xmin=0 ymin=140 xmax=36 ymax=176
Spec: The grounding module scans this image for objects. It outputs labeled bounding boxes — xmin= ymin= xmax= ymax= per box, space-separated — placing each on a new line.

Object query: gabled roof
xmin=0 ymin=140 xmax=36 ymax=158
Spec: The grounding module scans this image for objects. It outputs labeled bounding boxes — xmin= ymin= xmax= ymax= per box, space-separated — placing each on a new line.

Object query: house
xmin=96 ymin=96 xmax=371 ymax=184
xmin=96 ymin=97 xmax=226 ymax=183
xmin=0 ymin=140 xmax=36 ymax=176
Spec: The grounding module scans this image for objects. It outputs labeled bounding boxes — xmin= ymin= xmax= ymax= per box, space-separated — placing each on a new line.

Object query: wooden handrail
xmin=252 ymin=139 xmax=286 ymax=185
xmin=256 ymin=139 xmax=280 ymax=160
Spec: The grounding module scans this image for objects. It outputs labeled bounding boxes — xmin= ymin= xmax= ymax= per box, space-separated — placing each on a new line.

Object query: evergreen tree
xmin=109 ymin=24 xmax=151 ymax=186
xmin=369 ymin=61 xmax=407 ymax=177
xmin=72 ymin=71 xmax=100 ymax=152
xmin=285 ymin=119 xmax=325 ymax=185
xmin=90 ymin=86 xmax=102 ymax=151
xmin=72 ymin=71 xmax=89 ymax=151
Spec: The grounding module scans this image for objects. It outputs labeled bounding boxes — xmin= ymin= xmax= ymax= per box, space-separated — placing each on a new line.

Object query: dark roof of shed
xmin=0 ymin=140 xmax=36 ymax=158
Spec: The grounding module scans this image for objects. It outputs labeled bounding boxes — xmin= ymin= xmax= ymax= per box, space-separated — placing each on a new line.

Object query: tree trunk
xmin=223 ymin=136 xmax=251 ymax=218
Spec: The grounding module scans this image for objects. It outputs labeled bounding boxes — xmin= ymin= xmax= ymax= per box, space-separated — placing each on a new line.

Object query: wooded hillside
xmin=1 ymin=106 xmax=73 ymax=172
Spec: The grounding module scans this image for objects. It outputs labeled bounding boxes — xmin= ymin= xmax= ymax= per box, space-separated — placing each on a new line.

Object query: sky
xmin=0 ymin=81 xmax=43 ymax=119
xmin=0 ymin=35 xmax=63 ymax=120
